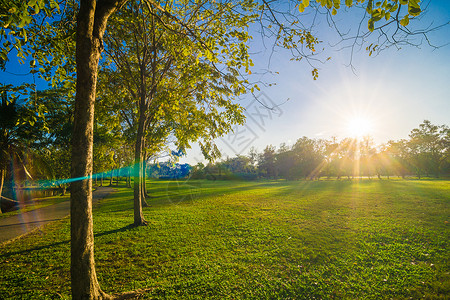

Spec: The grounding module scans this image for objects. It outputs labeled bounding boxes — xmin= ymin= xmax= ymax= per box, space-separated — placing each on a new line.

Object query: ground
xmin=0 ymin=179 xmax=449 ymax=299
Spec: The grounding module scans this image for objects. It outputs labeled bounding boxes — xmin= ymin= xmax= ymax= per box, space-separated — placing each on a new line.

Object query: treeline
xmin=191 ymin=120 xmax=450 ymax=180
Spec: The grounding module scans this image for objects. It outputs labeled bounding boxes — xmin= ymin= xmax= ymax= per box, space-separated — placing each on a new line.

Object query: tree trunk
xmin=60 ymin=185 xmax=66 ymax=196
xmin=133 ymin=130 xmax=147 ymax=226
xmin=142 ymin=152 xmax=149 ymax=198
xmin=126 ymin=167 xmax=131 ymax=188
xmin=141 ymin=152 xmax=149 ymax=206
xmin=71 ymin=1 xmax=122 ymax=298
xmin=0 ymin=168 xmax=4 ymax=214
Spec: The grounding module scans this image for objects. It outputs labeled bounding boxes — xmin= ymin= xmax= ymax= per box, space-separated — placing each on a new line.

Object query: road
xmin=0 ymin=186 xmax=114 ymax=244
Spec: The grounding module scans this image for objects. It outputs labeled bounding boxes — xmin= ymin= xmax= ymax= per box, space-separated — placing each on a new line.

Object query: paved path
xmin=0 ymin=186 xmax=114 ymax=244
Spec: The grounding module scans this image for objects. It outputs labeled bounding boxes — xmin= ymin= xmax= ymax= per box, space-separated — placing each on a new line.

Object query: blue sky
xmin=181 ymin=0 xmax=450 ymax=164
xmin=1 ymin=1 xmax=449 ymax=165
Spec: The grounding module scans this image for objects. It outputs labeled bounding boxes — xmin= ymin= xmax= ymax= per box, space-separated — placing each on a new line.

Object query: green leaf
xmin=298 ymin=4 xmax=306 ymax=13
xmin=408 ymin=0 xmax=421 ymax=16
xmin=302 ymin=0 xmax=310 ymax=7
xmin=372 ymin=8 xmax=384 ymax=21
xmin=390 ymin=3 xmax=399 ymax=12
xmin=400 ymin=15 xmax=410 ymax=26
xmin=366 ymin=0 xmax=373 ymax=13
xmin=368 ymin=18 xmax=375 ymax=32
xmin=326 ymin=0 xmax=332 ymax=9
xmin=345 ymin=0 xmax=353 ymax=7
xmin=333 ymin=0 xmax=340 ymax=9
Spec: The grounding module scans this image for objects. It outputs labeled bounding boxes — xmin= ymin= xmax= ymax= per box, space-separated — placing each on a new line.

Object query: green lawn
xmin=0 ymin=179 xmax=449 ymax=299
xmin=0 ymin=193 xmax=69 ymax=220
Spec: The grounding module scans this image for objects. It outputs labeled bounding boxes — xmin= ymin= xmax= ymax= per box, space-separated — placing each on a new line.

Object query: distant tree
xmin=289 ymin=137 xmax=324 ymax=180
xmin=275 ymin=143 xmax=295 ymax=179
xmin=408 ymin=120 xmax=449 ymax=178
xmin=323 ymin=137 xmax=339 ymax=178
xmin=359 ymin=136 xmax=377 ymax=179
xmin=258 ymin=145 xmax=277 ymax=178
xmin=190 ymin=162 xmax=206 ymax=179
xmin=384 ymin=139 xmax=410 ymax=178
xmin=222 ymin=155 xmax=254 ymax=179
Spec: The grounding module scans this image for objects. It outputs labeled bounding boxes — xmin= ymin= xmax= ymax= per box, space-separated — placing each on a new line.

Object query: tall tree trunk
xmin=141 ymin=149 xmax=149 ymax=207
xmin=133 ymin=124 xmax=147 ymax=226
xmin=71 ymin=1 xmax=123 ymax=298
xmin=127 ymin=167 xmax=131 ymax=188
xmin=142 ymin=151 xmax=150 ymax=199
xmin=141 ymin=177 xmax=149 ymax=206
xmin=0 ymin=168 xmax=4 ymax=214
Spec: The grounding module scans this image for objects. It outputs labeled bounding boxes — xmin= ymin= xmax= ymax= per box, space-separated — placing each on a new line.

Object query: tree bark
xmin=126 ymin=167 xmax=131 ymax=188
xmin=141 ymin=149 xmax=149 ymax=206
xmin=0 ymin=168 xmax=4 ymax=214
xmin=71 ymin=0 xmax=125 ymax=299
xmin=133 ymin=131 xmax=147 ymax=226
xmin=142 ymin=151 xmax=150 ymax=199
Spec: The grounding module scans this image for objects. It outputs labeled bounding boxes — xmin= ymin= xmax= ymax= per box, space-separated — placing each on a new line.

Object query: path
xmin=0 ymin=186 xmax=114 ymax=244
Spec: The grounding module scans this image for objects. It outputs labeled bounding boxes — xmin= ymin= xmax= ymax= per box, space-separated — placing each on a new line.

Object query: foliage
xmin=0 ymin=85 xmax=45 ymax=184
xmin=147 ymin=162 xmax=191 ymax=179
xmin=408 ymin=120 xmax=449 ymax=178
xmin=298 ymin=0 xmax=422 ymax=32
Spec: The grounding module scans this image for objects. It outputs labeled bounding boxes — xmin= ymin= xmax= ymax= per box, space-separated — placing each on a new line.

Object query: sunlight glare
xmin=346 ymin=116 xmax=374 ymax=138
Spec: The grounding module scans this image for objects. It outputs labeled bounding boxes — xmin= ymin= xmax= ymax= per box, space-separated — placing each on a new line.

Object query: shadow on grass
xmin=0 ymin=223 xmax=139 ymax=259
xmin=144 ymin=179 xmax=294 ymax=208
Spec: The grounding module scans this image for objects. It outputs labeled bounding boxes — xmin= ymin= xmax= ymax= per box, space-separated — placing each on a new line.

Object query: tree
xmin=69 ymin=1 xmax=127 ymax=298
xmin=103 ymin=0 xmax=263 ymax=225
xmin=258 ymin=145 xmax=277 ymax=178
xmin=408 ymin=120 xmax=449 ymax=178
xmin=275 ymin=143 xmax=294 ymax=179
xmin=32 ymin=87 xmax=74 ymax=194
xmin=0 ymin=85 xmax=42 ymax=212
xmin=288 ymin=137 xmax=324 ymax=180
xmin=0 ymin=88 xmax=19 ymax=213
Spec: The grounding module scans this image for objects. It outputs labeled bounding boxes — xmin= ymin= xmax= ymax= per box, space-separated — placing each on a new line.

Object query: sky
xmin=180 ymin=0 xmax=450 ymax=164
xmin=1 ymin=1 xmax=449 ymax=166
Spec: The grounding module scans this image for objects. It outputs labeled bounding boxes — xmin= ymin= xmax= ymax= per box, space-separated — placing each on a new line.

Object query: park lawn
xmin=0 ymin=179 xmax=449 ymax=299
xmin=0 ymin=193 xmax=70 ymax=220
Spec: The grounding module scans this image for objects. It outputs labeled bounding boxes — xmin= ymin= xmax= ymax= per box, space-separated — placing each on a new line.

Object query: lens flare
xmin=346 ymin=116 xmax=374 ymax=138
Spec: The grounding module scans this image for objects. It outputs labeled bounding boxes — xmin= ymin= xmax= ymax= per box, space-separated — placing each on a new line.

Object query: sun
xmin=346 ymin=116 xmax=374 ymax=138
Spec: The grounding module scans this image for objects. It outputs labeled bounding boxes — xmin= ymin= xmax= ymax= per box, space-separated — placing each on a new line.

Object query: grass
xmin=0 ymin=179 xmax=449 ymax=299
xmin=0 ymin=193 xmax=70 ymax=219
